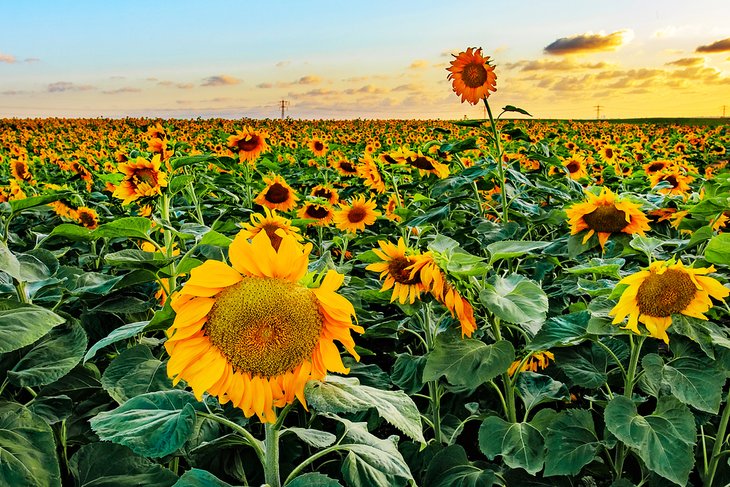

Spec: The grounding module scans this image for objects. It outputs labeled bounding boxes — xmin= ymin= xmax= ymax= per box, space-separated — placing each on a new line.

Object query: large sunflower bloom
xmin=560 ymin=154 xmax=589 ymax=180
xmin=565 ymin=187 xmax=651 ymax=249
xmin=446 ymin=47 xmax=497 ymax=105
xmin=366 ymin=238 xmax=428 ymax=304
xmin=254 ymin=174 xmax=299 ymax=212
xmin=239 ymin=207 xmax=302 ymax=251
xmin=11 ymin=159 xmax=33 ymax=183
xmin=610 ymin=261 xmax=729 ymax=343
xmin=649 ymin=170 xmax=694 ymax=196
xmin=308 ymin=138 xmax=329 ymax=157
xmin=165 ymin=231 xmax=363 ymax=423
xmin=297 ymin=203 xmax=334 ymax=226
xmin=357 ymin=156 xmax=386 ymax=193
xmin=333 ymin=195 xmax=381 ymax=233
xmin=112 ymin=154 xmax=168 ymax=205
xmin=227 ymin=126 xmax=269 ymax=164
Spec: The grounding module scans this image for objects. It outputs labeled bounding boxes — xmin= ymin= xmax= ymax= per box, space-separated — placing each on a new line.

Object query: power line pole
xmin=594 ymin=105 xmax=603 ymax=120
xmin=279 ymin=100 xmax=290 ymax=119
xmin=722 ymin=105 xmax=727 ymax=118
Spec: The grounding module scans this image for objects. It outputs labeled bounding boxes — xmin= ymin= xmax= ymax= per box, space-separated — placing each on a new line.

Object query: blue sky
xmin=2 ymin=0 xmax=729 ymax=118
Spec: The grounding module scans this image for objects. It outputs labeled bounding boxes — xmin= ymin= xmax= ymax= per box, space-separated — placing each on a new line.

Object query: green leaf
xmin=72 ymin=272 xmax=124 ymax=295
xmin=101 ymin=345 xmax=173 ymax=403
xmin=199 ymin=229 xmax=232 ymax=247
xmin=9 ymin=190 xmax=72 ymax=213
xmin=486 ymin=240 xmax=550 ymax=264
xmin=478 ymin=416 xmax=545 ymax=475
xmin=93 ymin=217 xmax=152 ymax=240
xmin=544 ymin=409 xmax=601 ymax=477
xmin=287 ymin=472 xmax=343 ymax=487
xmin=285 ymin=427 xmax=337 ymax=448
xmin=27 ymin=395 xmax=73 ymax=425
xmin=90 ymin=390 xmax=205 ymax=458
xmin=173 ymin=469 xmax=233 ymax=487
xmin=528 ymin=311 xmax=590 ymax=350
xmin=554 ymin=343 xmax=608 ymax=389
xmin=685 ymin=225 xmax=714 ymax=250
xmin=69 ymin=442 xmax=178 ymax=487
xmin=604 ymin=396 xmax=696 ymax=486
xmin=8 ymin=323 xmax=87 ymax=387
xmin=564 ymin=258 xmax=624 ymax=279
xmin=502 ymin=105 xmax=532 ymax=117
xmin=104 ymin=249 xmax=176 ymax=268
xmin=390 ymin=353 xmax=426 ymax=394
xmin=338 ymin=422 xmax=413 ymax=487
xmin=422 ymin=334 xmax=514 ymax=388
xmin=84 ymin=321 xmax=149 ymax=362
xmin=0 ymin=402 xmax=61 ymax=487
xmin=480 ymin=274 xmax=548 ymax=324
xmin=705 ymin=233 xmax=730 ymax=265
xmin=630 ymin=235 xmax=664 ymax=259
xmin=515 ymin=372 xmax=570 ymax=413
xmin=423 ymin=444 xmax=496 ymax=487
xmin=168 ymin=174 xmax=196 ymax=195
xmin=48 ymin=223 xmax=96 ymax=241
xmin=0 ymin=240 xmax=21 ymax=280
xmin=305 ymin=375 xmax=424 ymax=443
xmin=0 ymin=303 xmax=66 ymax=353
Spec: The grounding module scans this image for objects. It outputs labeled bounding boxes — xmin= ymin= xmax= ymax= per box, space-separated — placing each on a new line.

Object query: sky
xmin=1 ymin=0 xmax=730 ymax=120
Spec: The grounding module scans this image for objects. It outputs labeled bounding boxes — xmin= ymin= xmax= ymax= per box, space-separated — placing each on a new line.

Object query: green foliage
xmin=480 ymin=274 xmax=549 ymax=324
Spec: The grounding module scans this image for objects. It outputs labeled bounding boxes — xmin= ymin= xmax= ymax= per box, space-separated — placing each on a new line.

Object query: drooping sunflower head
xmin=11 ymin=159 xmax=32 ymax=182
xmin=112 ymin=154 xmax=168 ymax=205
xmin=642 ymin=160 xmax=670 ymax=175
xmin=254 ymin=174 xmax=299 ymax=212
xmin=649 ymin=169 xmax=694 ymax=196
xmin=239 ymin=207 xmax=302 ymax=251
xmin=391 ymin=146 xmax=449 ymax=178
xmin=332 ymin=157 xmax=360 ymax=177
xmin=165 ymin=230 xmax=363 ymax=423
xmin=227 ymin=126 xmax=269 ymax=163
xmin=508 ymin=351 xmax=555 ymax=376
xmin=385 ymin=194 xmax=402 ymax=222
xmin=366 ymin=238 xmax=427 ymax=304
xmin=565 ymin=187 xmax=651 ymax=249
xmin=357 ymin=155 xmax=386 ymax=193
xmin=333 ymin=195 xmax=381 ymax=233
xmin=446 ymin=47 xmax=497 ymax=105
xmin=74 ymin=206 xmax=99 ymax=229
xmin=610 ymin=260 xmax=729 ymax=343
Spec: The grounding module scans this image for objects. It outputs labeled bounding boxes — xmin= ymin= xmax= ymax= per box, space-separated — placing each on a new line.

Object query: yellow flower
xmin=165 ymin=231 xmax=362 ymax=423
xmin=508 ymin=351 xmax=555 ymax=376
xmin=366 ymin=238 xmax=428 ymax=305
xmin=560 ymin=154 xmax=588 ymax=180
xmin=610 ymin=261 xmax=729 ymax=343
xmin=254 ymin=175 xmax=299 ymax=212
xmin=446 ymin=47 xmax=497 ymax=105
xmin=227 ymin=126 xmax=269 ymax=164
xmin=112 ymin=154 xmax=168 ymax=205
xmin=565 ymin=187 xmax=651 ymax=249
xmin=333 ymin=195 xmax=380 ymax=233
xmin=239 ymin=207 xmax=302 ymax=251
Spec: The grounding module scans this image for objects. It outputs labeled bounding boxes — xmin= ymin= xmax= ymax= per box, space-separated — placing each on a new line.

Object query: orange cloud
xmin=201 ymin=75 xmax=240 ymax=86
xmin=158 ymin=80 xmax=194 ymax=89
xmin=696 ymin=38 xmax=730 ymax=53
xmin=0 ymin=51 xmax=16 ymax=63
xmin=409 ymin=59 xmax=429 ymax=69
xmin=297 ymin=75 xmax=321 ymax=85
xmin=665 ymin=57 xmax=704 ymax=67
xmin=544 ymin=30 xmax=631 ymax=55
xmin=507 ymin=58 xmax=612 ymax=71
xmin=47 ymin=82 xmax=94 ymax=93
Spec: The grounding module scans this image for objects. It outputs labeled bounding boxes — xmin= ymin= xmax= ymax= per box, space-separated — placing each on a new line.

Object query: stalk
xmin=483 ymin=98 xmax=508 ymax=223
xmin=706 ymin=389 xmax=730 ymax=486
xmin=264 ymin=422 xmax=281 ymax=487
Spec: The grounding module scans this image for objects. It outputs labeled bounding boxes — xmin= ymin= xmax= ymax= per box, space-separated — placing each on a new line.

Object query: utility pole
xmin=722 ymin=105 xmax=727 ymax=118
xmin=594 ymin=105 xmax=603 ymax=120
xmin=279 ymin=100 xmax=290 ymax=119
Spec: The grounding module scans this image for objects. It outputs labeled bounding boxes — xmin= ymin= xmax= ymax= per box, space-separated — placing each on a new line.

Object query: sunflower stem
xmin=264 ymin=422 xmax=281 ymax=487
xmin=615 ymin=333 xmax=646 ymax=479
xmin=483 ymin=97 xmax=508 ymax=224
xmin=705 ymin=389 xmax=730 ymax=486
xmin=454 ymin=154 xmax=485 ymax=218
xmin=422 ymin=303 xmax=443 ymax=444
xmin=159 ymin=192 xmax=177 ymax=297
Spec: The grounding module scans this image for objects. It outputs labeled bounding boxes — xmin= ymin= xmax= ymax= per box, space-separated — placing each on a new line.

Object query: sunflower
xmin=560 ymin=154 xmax=588 ymax=180
xmin=391 ymin=147 xmax=449 ymax=179
xmin=446 ymin=47 xmax=497 ymax=105
xmin=649 ymin=170 xmax=694 ymax=196
xmin=332 ymin=157 xmax=359 ymax=177
xmin=308 ymin=138 xmax=329 ymax=157
xmin=357 ymin=156 xmax=386 ymax=193
xmin=508 ymin=351 xmax=554 ymax=376
xmin=610 ymin=260 xmax=729 ymax=343
xmin=239 ymin=207 xmax=302 ymax=251
xmin=333 ymin=195 xmax=381 ymax=233
xmin=227 ymin=126 xmax=269 ymax=164
xmin=642 ymin=160 xmax=670 ymax=175
xmin=409 ymin=253 xmax=477 ymax=337
xmin=74 ymin=206 xmax=99 ymax=230
xmin=310 ymin=185 xmax=339 ymax=205
xmin=598 ymin=145 xmax=619 ymax=164
xmin=366 ymin=238 xmax=428 ymax=304
xmin=254 ymin=174 xmax=299 ymax=212
xmin=112 ymin=154 xmax=168 ymax=205
xmin=165 ymin=231 xmax=363 ymax=423
xmin=384 ymin=194 xmax=402 ymax=222
xmin=565 ymin=187 xmax=650 ymax=249
xmin=297 ymin=203 xmax=334 ymax=226
xmin=11 ymin=159 xmax=33 ymax=182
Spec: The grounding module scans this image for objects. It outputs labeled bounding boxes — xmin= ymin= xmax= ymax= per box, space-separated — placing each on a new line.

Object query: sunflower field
xmin=1 ymin=49 xmax=730 ymax=487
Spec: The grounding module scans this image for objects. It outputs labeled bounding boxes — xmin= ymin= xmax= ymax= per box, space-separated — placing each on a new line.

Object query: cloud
xmin=696 ymin=38 xmax=730 ymax=53
xmin=257 ymin=82 xmax=273 ymax=89
xmin=24 ymin=57 xmax=40 ymax=63
xmin=0 ymin=52 xmax=16 ymax=63
xmin=506 ymin=58 xmax=612 ymax=71
xmin=47 ymin=82 xmax=94 ymax=93
xmin=275 ymin=60 xmax=290 ymax=68
xmin=544 ymin=30 xmax=632 ymax=55
xmin=102 ymin=87 xmax=142 ymax=95
xmin=1 ymin=90 xmax=29 ymax=95
xmin=392 ymin=83 xmax=424 ymax=92
xmin=409 ymin=59 xmax=429 ymax=69
xmin=665 ymin=57 xmax=704 ymax=67
xmin=158 ymin=80 xmax=194 ymax=89
xmin=297 ymin=75 xmax=321 ymax=85
xmin=201 ymin=75 xmax=241 ymax=86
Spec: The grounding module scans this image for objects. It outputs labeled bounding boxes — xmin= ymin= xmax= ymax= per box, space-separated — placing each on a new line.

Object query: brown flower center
xmin=237 ymin=136 xmax=261 ymax=152
xmin=305 ymin=205 xmax=330 ymax=219
xmin=313 ymin=188 xmax=334 ymax=200
xmin=338 ymin=161 xmax=357 ymax=173
xmin=133 ymin=168 xmax=158 ymax=186
xmin=604 ymin=148 xmax=614 ymax=159
xmin=636 ymin=269 xmax=697 ymax=317
xmin=462 ymin=63 xmax=488 ymax=88
xmin=566 ymin=160 xmax=581 ymax=174
xmin=388 ymin=256 xmax=421 ymax=285
xmin=663 ymin=175 xmax=679 ymax=188
xmin=647 ymin=162 xmax=665 ymax=173
xmin=78 ymin=210 xmax=97 ymax=228
xmin=265 ymin=183 xmax=290 ymax=204
xmin=205 ymin=277 xmax=323 ymax=377
xmin=313 ymin=141 xmax=324 ymax=152
xmin=347 ymin=206 xmax=367 ymax=224
xmin=583 ymin=204 xmax=630 ymax=233
xmin=410 ymin=156 xmax=436 ymax=171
